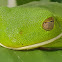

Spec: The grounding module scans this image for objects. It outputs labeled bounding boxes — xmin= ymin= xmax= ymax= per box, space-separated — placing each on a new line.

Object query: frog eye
xmin=42 ymin=17 xmax=54 ymax=31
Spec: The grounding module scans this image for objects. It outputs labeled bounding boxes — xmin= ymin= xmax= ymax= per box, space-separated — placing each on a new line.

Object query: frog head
xmin=0 ymin=7 xmax=62 ymax=50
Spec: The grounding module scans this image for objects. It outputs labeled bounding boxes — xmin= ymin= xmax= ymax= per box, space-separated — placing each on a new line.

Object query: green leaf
xmin=0 ymin=46 xmax=62 ymax=62
xmin=0 ymin=0 xmax=7 ymax=6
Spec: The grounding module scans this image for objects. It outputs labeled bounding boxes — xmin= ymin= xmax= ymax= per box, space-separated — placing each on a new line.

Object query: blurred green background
xmin=0 ymin=0 xmax=62 ymax=6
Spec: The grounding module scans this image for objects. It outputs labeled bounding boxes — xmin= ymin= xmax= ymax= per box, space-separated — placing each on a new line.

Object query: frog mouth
xmin=0 ymin=33 xmax=62 ymax=50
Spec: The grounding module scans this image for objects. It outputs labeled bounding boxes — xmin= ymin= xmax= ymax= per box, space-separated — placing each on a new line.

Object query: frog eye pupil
xmin=50 ymin=21 xmax=54 ymax=22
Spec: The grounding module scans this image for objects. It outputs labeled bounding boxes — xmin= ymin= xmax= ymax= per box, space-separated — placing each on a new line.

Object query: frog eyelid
xmin=43 ymin=20 xmax=54 ymax=24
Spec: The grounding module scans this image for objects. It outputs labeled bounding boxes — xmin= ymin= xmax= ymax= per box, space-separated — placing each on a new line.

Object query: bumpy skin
xmin=0 ymin=2 xmax=62 ymax=49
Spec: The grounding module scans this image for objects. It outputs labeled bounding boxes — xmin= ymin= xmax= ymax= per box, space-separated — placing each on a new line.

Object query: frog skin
xmin=0 ymin=2 xmax=62 ymax=50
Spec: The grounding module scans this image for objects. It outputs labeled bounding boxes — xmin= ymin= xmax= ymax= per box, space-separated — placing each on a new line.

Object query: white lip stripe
xmin=0 ymin=33 xmax=62 ymax=50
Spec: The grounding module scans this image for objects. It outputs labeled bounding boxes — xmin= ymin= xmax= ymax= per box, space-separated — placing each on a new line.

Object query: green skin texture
xmin=0 ymin=2 xmax=62 ymax=49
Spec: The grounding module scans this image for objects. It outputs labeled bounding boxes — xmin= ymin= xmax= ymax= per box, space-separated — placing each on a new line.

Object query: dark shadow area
xmin=37 ymin=47 xmax=62 ymax=51
xmin=51 ymin=0 xmax=62 ymax=3
xmin=16 ymin=0 xmax=40 ymax=6
xmin=16 ymin=0 xmax=62 ymax=6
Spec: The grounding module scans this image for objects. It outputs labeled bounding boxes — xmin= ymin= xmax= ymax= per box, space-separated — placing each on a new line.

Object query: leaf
xmin=0 ymin=46 xmax=62 ymax=62
xmin=0 ymin=0 xmax=7 ymax=6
